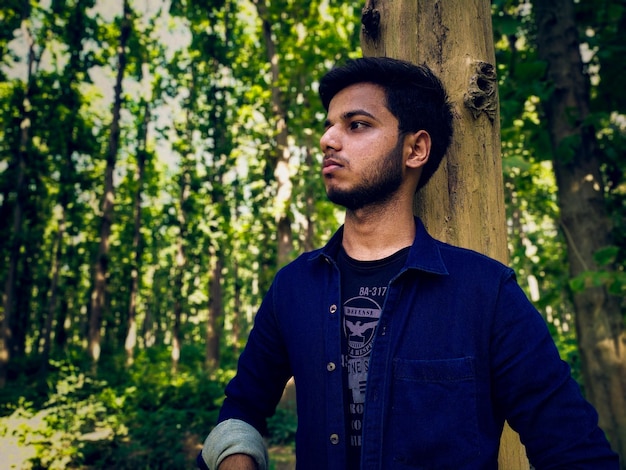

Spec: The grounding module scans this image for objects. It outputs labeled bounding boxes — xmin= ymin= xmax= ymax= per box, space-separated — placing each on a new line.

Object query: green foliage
xmin=267 ymin=407 xmax=298 ymax=447
xmin=1 ymin=0 xmax=625 ymax=465
xmin=0 ymin=348 xmax=229 ymax=469
xmin=494 ymin=0 xmax=626 ymax=385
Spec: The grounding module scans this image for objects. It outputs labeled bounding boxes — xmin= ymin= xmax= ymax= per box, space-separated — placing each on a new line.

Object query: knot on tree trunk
xmin=361 ymin=1 xmax=380 ymax=41
xmin=464 ymin=61 xmax=497 ymax=122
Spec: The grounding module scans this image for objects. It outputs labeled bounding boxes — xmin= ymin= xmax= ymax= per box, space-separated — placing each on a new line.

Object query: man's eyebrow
xmin=343 ymin=109 xmax=379 ymax=122
xmin=324 ymin=109 xmax=380 ymax=128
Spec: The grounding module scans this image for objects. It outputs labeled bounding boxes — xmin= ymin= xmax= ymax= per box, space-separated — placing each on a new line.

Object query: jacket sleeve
xmin=490 ymin=271 xmax=619 ymax=469
xmin=217 ymin=276 xmax=293 ymax=432
xmin=197 ymin=419 xmax=268 ymax=470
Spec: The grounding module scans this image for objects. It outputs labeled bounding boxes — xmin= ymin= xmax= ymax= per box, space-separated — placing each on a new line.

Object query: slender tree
xmin=88 ymin=0 xmax=132 ymax=363
xmin=0 ymin=0 xmax=39 ymax=387
xmin=171 ymin=136 xmax=191 ymax=373
xmin=251 ymin=0 xmax=294 ymax=268
xmin=532 ymin=0 xmax=626 ymax=462
xmin=124 ymin=100 xmax=149 ymax=365
xmin=360 ymin=0 xmax=527 ymax=467
xmin=39 ymin=0 xmax=96 ymax=373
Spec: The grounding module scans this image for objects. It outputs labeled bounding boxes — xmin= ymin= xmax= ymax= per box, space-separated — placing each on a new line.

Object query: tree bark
xmin=361 ymin=0 xmax=527 ymax=467
xmin=533 ymin=0 xmax=626 ymax=463
xmin=88 ymin=0 xmax=131 ymax=363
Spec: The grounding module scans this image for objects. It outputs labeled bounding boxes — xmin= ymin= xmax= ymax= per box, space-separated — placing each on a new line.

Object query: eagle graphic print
xmin=343 ymin=295 xmax=382 ymax=406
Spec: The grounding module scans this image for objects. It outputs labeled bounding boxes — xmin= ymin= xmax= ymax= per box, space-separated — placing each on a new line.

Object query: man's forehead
xmin=326 ymin=83 xmax=391 ymax=119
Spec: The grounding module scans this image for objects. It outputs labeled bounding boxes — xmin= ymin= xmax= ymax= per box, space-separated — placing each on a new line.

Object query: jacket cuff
xmin=198 ymin=419 xmax=268 ymax=470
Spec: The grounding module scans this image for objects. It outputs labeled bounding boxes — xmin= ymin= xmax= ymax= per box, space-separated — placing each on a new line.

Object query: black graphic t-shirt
xmin=337 ymin=246 xmax=409 ymax=469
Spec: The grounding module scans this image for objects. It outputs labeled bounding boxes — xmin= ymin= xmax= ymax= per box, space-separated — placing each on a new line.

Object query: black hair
xmin=319 ymin=57 xmax=454 ymax=191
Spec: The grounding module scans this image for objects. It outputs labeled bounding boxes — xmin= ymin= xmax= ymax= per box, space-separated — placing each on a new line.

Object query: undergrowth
xmin=0 ymin=344 xmax=241 ymax=469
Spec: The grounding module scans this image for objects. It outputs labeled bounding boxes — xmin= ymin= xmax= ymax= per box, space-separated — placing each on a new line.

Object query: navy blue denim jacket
xmin=216 ymin=219 xmax=618 ymax=469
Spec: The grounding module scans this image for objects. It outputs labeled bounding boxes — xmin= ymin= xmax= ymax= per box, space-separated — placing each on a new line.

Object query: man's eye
xmin=350 ymin=121 xmax=368 ymax=130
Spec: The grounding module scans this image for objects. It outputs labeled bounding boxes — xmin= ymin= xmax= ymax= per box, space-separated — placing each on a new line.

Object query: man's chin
xmin=326 ymin=190 xmax=363 ymax=212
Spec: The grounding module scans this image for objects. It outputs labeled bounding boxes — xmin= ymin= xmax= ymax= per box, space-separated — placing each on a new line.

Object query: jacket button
xmin=330 ymin=433 xmax=339 ymax=444
xmin=329 ymin=304 xmax=337 ymax=314
xmin=327 ymin=362 xmax=336 ymax=371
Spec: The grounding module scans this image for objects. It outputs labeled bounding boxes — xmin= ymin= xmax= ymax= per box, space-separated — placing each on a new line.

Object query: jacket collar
xmin=309 ymin=217 xmax=448 ymax=276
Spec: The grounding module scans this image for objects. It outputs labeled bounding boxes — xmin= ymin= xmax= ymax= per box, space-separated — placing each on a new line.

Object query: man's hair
xmin=319 ymin=57 xmax=454 ymax=191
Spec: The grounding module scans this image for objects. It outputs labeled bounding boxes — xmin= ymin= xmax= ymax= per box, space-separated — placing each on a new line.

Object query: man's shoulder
xmin=432 ymin=238 xmax=512 ymax=277
xmin=413 ymin=218 xmax=511 ymax=276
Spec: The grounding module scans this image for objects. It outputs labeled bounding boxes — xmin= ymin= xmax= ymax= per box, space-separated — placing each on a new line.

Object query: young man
xmin=197 ymin=57 xmax=619 ymax=469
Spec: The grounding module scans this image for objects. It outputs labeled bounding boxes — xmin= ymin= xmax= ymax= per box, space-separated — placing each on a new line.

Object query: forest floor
xmin=1 ymin=440 xmax=296 ymax=470
xmin=269 ymin=445 xmax=296 ymax=470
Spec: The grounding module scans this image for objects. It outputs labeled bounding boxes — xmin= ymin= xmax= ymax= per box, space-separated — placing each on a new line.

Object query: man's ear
xmin=405 ymin=130 xmax=431 ymax=169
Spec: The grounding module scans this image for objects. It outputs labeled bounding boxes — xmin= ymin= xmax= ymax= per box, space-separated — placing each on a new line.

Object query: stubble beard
xmin=326 ymin=137 xmax=404 ymax=212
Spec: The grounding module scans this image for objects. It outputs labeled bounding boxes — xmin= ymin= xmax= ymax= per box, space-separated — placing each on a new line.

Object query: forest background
xmin=0 ymin=0 xmax=624 ymax=468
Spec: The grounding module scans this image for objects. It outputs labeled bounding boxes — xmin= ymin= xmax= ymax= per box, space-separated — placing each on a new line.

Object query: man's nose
xmin=320 ymin=126 xmax=340 ymax=152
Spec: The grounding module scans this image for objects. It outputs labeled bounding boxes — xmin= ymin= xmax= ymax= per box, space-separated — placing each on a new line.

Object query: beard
xmin=326 ymin=137 xmax=404 ymax=211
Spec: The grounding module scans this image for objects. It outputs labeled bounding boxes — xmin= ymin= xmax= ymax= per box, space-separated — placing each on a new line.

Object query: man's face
xmin=320 ymin=82 xmax=406 ymax=211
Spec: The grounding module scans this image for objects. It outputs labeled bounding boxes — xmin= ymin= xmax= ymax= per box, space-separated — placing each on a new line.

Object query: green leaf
xmin=593 ymin=245 xmax=619 ymax=266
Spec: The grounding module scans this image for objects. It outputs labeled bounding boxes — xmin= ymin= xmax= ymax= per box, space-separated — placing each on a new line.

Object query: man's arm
xmin=217 ymin=454 xmax=257 ymax=470
xmin=198 ymin=278 xmax=291 ymax=470
xmin=492 ymin=273 xmax=618 ymax=468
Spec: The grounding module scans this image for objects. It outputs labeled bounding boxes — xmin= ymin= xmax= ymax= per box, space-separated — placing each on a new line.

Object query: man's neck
xmin=341 ymin=203 xmax=415 ymax=261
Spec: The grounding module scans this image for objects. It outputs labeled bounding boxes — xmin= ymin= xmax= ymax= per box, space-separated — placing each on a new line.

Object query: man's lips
xmin=322 ymin=157 xmax=344 ymax=175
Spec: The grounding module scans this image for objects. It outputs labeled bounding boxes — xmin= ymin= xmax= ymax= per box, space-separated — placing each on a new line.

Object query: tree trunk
xmin=253 ymin=0 xmax=294 ymax=268
xmin=88 ymin=0 xmax=131 ymax=363
xmin=172 ymin=239 xmax=185 ymax=373
xmin=303 ymin=145 xmax=316 ymax=253
xmin=206 ymin=250 xmax=224 ymax=370
xmin=1 ymin=8 xmax=36 ymax=387
xmin=125 ymin=102 xmax=149 ymax=366
xmin=360 ymin=0 xmax=527 ymax=467
xmin=232 ymin=258 xmax=242 ymax=354
xmin=41 ymin=4 xmax=87 ymax=371
xmin=533 ymin=0 xmax=626 ymax=463
xmin=40 ymin=208 xmax=66 ymax=372
xmin=55 ymin=298 xmax=69 ymax=350
xmin=172 ymin=175 xmax=188 ymax=373
xmin=0 ymin=132 xmax=26 ymax=387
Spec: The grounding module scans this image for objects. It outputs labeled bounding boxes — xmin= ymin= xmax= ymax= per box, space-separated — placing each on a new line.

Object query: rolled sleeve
xmin=197 ymin=419 xmax=268 ymax=470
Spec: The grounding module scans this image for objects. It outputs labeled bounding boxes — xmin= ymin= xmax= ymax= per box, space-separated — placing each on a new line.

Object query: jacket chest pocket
xmin=389 ymin=357 xmax=481 ymax=469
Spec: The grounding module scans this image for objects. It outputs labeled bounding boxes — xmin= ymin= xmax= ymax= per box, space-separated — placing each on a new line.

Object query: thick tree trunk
xmin=360 ymin=0 xmax=527 ymax=467
xmin=533 ymin=0 xmax=626 ymax=463
xmin=88 ymin=1 xmax=131 ymax=363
